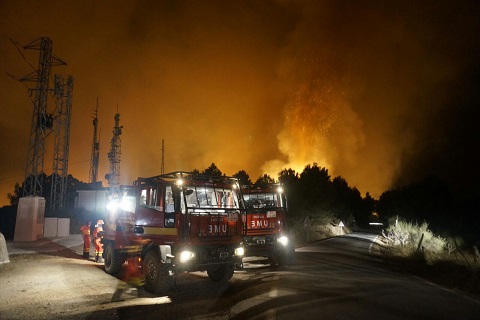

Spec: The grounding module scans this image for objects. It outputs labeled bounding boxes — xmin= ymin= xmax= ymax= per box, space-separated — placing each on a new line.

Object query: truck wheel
xmin=104 ymin=242 xmax=123 ymax=275
xmin=207 ymin=264 xmax=235 ymax=282
xmin=143 ymin=249 xmax=172 ymax=294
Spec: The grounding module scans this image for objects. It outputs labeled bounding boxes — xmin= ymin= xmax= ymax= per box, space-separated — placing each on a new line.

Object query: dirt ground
xmin=0 ymin=239 xmax=269 ymax=320
xmin=0 ymin=244 xmax=159 ymax=320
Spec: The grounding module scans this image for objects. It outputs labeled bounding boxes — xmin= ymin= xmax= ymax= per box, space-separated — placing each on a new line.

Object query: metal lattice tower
xmin=50 ymin=75 xmax=74 ymax=210
xmin=18 ymin=37 xmax=66 ymax=197
xmin=89 ymin=99 xmax=100 ymax=184
xmin=106 ymin=109 xmax=122 ymax=191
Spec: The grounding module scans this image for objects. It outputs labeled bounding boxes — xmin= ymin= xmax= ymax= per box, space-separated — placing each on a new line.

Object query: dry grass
xmin=374 ymin=218 xmax=480 ymax=300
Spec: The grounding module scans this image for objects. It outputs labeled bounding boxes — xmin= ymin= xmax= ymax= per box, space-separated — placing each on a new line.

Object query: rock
xmin=0 ymin=232 xmax=10 ymax=264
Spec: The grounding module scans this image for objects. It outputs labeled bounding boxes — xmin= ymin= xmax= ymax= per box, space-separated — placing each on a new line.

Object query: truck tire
xmin=104 ymin=242 xmax=123 ymax=275
xmin=207 ymin=263 xmax=235 ymax=282
xmin=143 ymin=249 xmax=172 ymax=294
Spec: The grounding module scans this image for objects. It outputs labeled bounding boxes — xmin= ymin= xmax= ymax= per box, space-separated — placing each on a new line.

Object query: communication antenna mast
xmin=11 ymin=37 xmax=66 ymax=197
xmin=89 ymin=99 xmax=100 ymax=184
xmin=106 ymin=106 xmax=122 ymax=192
xmin=161 ymin=139 xmax=165 ymax=174
xmin=50 ymin=75 xmax=73 ymax=210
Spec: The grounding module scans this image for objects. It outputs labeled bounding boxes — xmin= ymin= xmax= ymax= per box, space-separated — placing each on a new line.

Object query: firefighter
xmin=111 ymin=238 xmax=149 ymax=302
xmin=80 ymin=220 xmax=91 ymax=259
xmin=93 ymin=219 xmax=104 ymax=263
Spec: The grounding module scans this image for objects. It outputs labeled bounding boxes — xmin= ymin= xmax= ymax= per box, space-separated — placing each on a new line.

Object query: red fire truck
xmin=241 ymin=184 xmax=294 ymax=265
xmin=101 ymin=172 xmax=245 ymax=293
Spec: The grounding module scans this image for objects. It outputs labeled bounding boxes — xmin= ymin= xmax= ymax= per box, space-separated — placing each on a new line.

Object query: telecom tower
xmin=106 ymin=109 xmax=122 ymax=192
xmin=89 ymin=99 xmax=100 ymax=185
xmin=14 ymin=37 xmax=66 ymax=197
xmin=50 ymin=75 xmax=74 ymax=210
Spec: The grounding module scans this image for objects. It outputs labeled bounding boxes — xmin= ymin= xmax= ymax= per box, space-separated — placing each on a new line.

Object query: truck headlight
xmin=179 ymin=250 xmax=194 ymax=263
xmin=277 ymin=236 xmax=289 ymax=246
xmin=235 ymin=247 xmax=245 ymax=257
xmin=106 ymin=201 xmax=119 ymax=211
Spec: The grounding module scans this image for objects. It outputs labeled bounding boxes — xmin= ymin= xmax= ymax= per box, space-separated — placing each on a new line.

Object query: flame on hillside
xmin=262 ymin=54 xmax=366 ymax=187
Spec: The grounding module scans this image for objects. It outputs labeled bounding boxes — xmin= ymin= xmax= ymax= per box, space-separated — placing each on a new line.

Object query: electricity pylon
xmin=12 ymin=37 xmax=66 ymax=197
xmin=50 ymin=75 xmax=73 ymax=210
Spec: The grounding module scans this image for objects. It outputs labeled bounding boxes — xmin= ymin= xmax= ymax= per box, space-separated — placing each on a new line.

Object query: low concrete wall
xmin=57 ymin=218 xmax=70 ymax=237
xmin=44 ymin=218 xmax=58 ymax=237
xmin=43 ymin=218 xmax=70 ymax=238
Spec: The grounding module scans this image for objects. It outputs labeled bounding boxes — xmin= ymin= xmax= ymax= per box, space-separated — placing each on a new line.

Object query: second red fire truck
xmin=241 ymin=184 xmax=294 ymax=265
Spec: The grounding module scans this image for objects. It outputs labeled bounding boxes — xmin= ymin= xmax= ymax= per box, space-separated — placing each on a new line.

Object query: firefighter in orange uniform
xmin=80 ymin=220 xmax=91 ymax=259
xmin=111 ymin=238 xmax=149 ymax=302
xmin=93 ymin=219 xmax=104 ymax=263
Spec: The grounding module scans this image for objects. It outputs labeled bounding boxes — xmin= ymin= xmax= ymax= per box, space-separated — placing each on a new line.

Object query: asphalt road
xmin=2 ymin=233 xmax=480 ymax=319
xmin=103 ymin=232 xmax=480 ymax=319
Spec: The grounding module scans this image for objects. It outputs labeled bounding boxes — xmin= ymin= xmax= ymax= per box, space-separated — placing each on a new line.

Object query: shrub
xmin=377 ymin=217 xmax=480 ymax=299
xmin=382 ymin=217 xmax=447 ymax=258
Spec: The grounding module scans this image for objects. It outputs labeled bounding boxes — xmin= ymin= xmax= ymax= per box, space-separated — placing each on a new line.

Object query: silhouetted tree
xmin=1 ymin=173 xmax=93 ymax=238
xmin=202 ymin=163 xmax=223 ymax=176
xmin=377 ymin=175 xmax=454 ymax=235
xmin=331 ymin=176 xmax=361 ymax=225
xmin=254 ymin=174 xmax=276 ymax=187
xmin=358 ymin=192 xmax=376 ymax=226
xmin=233 ymin=170 xmax=252 ymax=186
xmin=278 ymin=168 xmax=299 ymax=187
xmin=298 ymin=163 xmax=334 ymax=211
xmin=6 ymin=173 xmax=90 ymax=212
xmin=7 ymin=182 xmax=23 ymax=206
xmin=278 ymin=168 xmax=300 ymax=218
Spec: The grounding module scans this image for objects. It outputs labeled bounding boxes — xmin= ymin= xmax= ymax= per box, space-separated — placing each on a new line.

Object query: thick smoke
xmin=263 ymin=1 xmax=480 ymax=197
xmin=0 ymin=1 xmax=478 ymax=206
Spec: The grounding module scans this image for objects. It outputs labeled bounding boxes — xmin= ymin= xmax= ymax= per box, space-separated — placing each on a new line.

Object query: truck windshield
xmin=182 ymin=187 xmax=240 ymax=211
xmin=243 ymin=192 xmax=284 ymax=209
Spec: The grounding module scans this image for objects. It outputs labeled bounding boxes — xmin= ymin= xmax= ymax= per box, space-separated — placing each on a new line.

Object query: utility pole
xmin=161 ymin=139 xmax=165 ymax=174
xmin=12 ymin=37 xmax=66 ymax=197
xmin=50 ymin=74 xmax=73 ymax=210
xmin=89 ymin=99 xmax=100 ymax=185
xmin=106 ymin=107 xmax=122 ymax=193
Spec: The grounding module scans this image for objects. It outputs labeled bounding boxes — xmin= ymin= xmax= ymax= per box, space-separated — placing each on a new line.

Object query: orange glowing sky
xmin=1 ymin=1 xmax=479 ymax=206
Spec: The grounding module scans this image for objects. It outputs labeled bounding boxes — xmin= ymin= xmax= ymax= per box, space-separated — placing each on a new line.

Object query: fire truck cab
xmin=101 ymin=172 xmax=245 ymax=293
xmin=241 ymin=184 xmax=294 ymax=265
